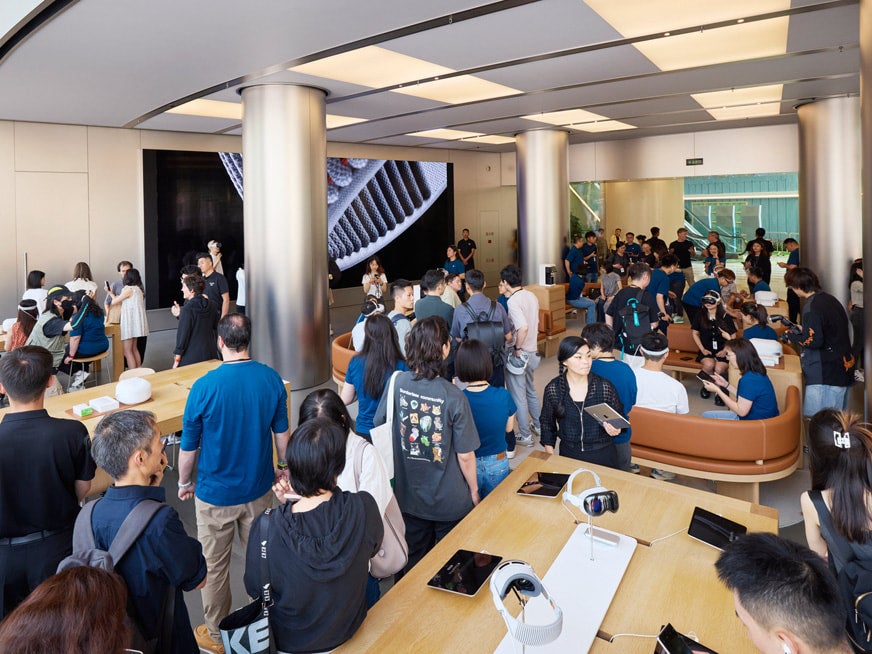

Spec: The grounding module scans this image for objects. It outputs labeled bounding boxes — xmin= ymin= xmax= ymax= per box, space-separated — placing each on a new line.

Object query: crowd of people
xmin=0 ymin=224 xmax=866 ymax=653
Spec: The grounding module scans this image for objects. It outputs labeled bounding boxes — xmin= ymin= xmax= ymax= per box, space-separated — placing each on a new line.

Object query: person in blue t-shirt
xmin=740 ymin=302 xmax=778 ymax=341
xmin=566 ymin=264 xmax=597 ymax=324
xmin=341 ymin=313 xmax=408 ymax=440
xmin=624 ymin=232 xmax=642 ymax=264
xmin=747 ymin=267 xmax=771 ymax=294
xmin=579 ymin=231 xmax=599 ymax=282
xmin=703 ymin=243 xmax=726 ymax=277
xmin=778 ymin=238 xmax=801 ymax=322
xmin=444 ymin=245 xmax=467 ymax=299
xmin=581 ymin=323 xmax=643 ymax=474
xmin=701 ymin=338 xmax=779 ymax=421
xmin=564 ymin=234 xmax=583 ymax=279
xmin=59 ymin=292 xmax=109 ymax=389
xmin=650 ymin=254 xmax=680 ymax=333
xmin=456 ymin=340 xmax=516 ymax=496
xmin=682 ymin=269 xmax=733 ymax=324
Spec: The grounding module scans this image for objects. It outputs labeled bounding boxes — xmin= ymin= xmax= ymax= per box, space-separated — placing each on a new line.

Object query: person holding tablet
xmin=539 ymin=336 xmax=624 ymax=468
xmin=700 ymin=338 xmax=778 ymax=421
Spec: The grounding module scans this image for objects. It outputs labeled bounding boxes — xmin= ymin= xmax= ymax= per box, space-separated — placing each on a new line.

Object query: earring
xmin=783 ymin=644 xmax=791 ymax=654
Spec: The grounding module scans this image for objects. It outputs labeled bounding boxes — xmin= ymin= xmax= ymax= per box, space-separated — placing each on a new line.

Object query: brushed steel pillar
xmin=797 ymin=97 xmax=862 ymax=304
xmin=241 ymin=84 xmax=328 ymax=389
xmin=515 ymin=130 xmax=569 ymax=284
xmin=862 ymin=0 xmax=872 ymax=416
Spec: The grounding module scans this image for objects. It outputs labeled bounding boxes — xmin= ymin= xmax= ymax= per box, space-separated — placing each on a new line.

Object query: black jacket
xmin=785 ymin=291 xmax=853 ymax=387
xmin=173 ymin=295 xmax=219 ymax=365
xmin=540 ymin=372 xmax=624 ymax=451
xmin=245 ymin=491 xmax=383 ymax=654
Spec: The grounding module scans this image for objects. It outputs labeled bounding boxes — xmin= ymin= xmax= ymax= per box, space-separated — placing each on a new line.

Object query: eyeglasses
xmin=159 ymin=435 xmax=170 ymax=453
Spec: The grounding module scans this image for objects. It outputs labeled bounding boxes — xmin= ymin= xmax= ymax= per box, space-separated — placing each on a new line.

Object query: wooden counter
xmin=336 ymin=452 xmax=776 ymax=653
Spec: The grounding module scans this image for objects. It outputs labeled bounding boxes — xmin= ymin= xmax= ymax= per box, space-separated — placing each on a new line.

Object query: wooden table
xmin=0 ymin=361 xmax=291 ymax=495
xmin=336 ymin=452 xmax=777 ymax=653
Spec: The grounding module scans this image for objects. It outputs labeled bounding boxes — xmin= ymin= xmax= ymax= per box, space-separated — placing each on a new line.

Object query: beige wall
xmin=602 ymin=179 xmax=685 ymax=240
xmin=0 ymin=121 xmax=517 ymax=316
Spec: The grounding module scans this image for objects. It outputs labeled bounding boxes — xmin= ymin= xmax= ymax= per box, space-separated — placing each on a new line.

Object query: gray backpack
xmin=57 ymin=499 xmax=173 ymax=654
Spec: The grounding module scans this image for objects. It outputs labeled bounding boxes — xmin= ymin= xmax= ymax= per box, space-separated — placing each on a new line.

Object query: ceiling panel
xmin=136 ymin=113 xmax=241 ymax=134
xmin=785 ymin=3 xmax=859 ymax=52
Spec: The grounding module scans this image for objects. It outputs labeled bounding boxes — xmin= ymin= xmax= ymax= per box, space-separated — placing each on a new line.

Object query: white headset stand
xmin=494 ymin=523 xmax=636 ymax=653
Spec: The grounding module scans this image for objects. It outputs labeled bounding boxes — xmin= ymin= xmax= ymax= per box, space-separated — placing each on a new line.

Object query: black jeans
xmin=400 ymin=513 xmax=462 ymax=577
xmin=558 ymin=440 xmax=619 ymax=469
xmin=0 ymin=527 xmax=73 ymax=618
xmin=851 ymin=306 xmax=865 ymax=370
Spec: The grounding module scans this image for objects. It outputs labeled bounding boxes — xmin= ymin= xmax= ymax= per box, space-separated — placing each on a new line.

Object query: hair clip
xmin=834 ymin=431 xmax=851 ymax=449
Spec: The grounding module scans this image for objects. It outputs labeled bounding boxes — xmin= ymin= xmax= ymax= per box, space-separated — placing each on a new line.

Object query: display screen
xmin=426 ymin=549 xmax=502 ymax=597
xmin=516 ymin=472 xmax=570 ymax=498
xmin=687 ymin=507 xmax=747 ymax=551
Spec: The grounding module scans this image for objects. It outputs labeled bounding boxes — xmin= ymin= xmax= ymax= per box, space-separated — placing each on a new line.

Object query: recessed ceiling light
xmin=522 ymin=108 xmax=609 ymax=126
xmin=572 ymin=120 xmax=636 ymax=133
xmin=692 ymin=84 xmax=783 ymax=120
xmin=737 ymin=18 xmax=745 ymax=23
xmin=291 ymin=45 xmax=451 ymax=88
xmin=325 ymin=114 xmax=366 ymax=129
xmin=393 ymin=75 xmax=520 ymax=104
xmin=167 ymin=99 xmax=241 ymax=120
xmin=408 ymin=128 xmax=484 ymax=140
xmin=464 ymin=135 xmax=516 ymax=145
xmin=585 ymin=0 xmax=789 ymax=70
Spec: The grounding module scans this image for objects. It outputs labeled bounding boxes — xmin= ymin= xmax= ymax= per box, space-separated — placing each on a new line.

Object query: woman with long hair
xmin=362 ymin=255 xmax=388 ymax=300
xmin=22 ymin=269 xmax=47 ymax=314
xmin=66 ymin=261 xmax=98 ymax=294
xmin=341 ymin=313 xmax=408 ymax=441
xmin=60 ymin=292 xmax=109 ymax=389
xmin=801 ymin=410 xmax=872 ymax=573
xmin=455 ymin=339 xmax=516 ymax=497
xmin=539 ymin=336 xmax=623 ymax=468
xmin=692 ymin=290 xmax=737 ymax=402
xmin=372 ymin=316 xmax=479 ymax=572
xmin=0 ymin=567 xmax=131 ymax=654
xmin=4 ymin=299 xmax=39 ymax=351
xmin=744 ymin=241 xmax=772 ymax=292
xmin=106 ymin=268 xmax=148 ymax=369
xmin=739 ymin=302 xmax=778 ymax=341
xmin=291 ymin=388 xmax=392 ymax=605
xmin=700 ymin=337 xmax=779 ymax=420
xmin=703 ymin=243 xmax=726 ymax=277
xmin=246 ymin=417 xmax=382 ymax=653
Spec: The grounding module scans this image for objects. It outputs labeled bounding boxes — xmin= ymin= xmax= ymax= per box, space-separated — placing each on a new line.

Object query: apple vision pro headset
xmin=490 ymin=560 xmax=563 ymax=647
xmin=562 ymin=468 xmax=619 ymax=517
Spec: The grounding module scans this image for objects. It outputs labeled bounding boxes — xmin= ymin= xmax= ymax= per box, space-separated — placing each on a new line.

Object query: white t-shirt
xmin=66 ymin=279 xmax=98 ymax=294
xmin=236 ymin=268 xmax=246 ymax=307
xmin=633 ymin=367 xmax=689 ymax=414
xmin=507 ymin=288 xmax=539 ymax=353
xmin=362 ymin=273 xmax=388 ymax=299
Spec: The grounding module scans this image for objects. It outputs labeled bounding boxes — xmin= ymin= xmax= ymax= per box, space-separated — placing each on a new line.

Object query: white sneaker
xmin=506 ymin=450 xmax=516 ymax=460
xmin=650 ymin=468 xmax=676 ymax=481
xmin=530 ymin=424 xmax=541 ymax=436
xmin=70 ymin=371 xmax=87 ymax=387
xmin=856 ymin=369 xmax=865 ymax=383
xmin=515 ymin=434 xmax=534 ymax=447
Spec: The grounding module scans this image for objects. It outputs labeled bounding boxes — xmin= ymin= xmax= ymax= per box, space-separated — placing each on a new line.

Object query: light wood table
xmin=336 ymin=452 xmax=777 ymax=653
xmin=0 ymin=361 xmax=291 ymax=495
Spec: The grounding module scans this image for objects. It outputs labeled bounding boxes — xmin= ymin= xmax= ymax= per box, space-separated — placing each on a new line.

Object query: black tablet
xmin=516 ymin=472 xmax=571 ymax=498
xmin=654 ymin=623 xmax=719 ymax=653
xmin=687 ymin=507 xmax=747 ymax=551
xmin=426 ymin=549 xmax=503 ymax=597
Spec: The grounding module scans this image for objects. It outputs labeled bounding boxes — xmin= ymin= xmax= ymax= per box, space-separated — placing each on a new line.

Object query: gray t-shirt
xmin=388 ymin=310 xmax=412 ymax=356
xmin=374 ymin=372 xmax=480 ymax=522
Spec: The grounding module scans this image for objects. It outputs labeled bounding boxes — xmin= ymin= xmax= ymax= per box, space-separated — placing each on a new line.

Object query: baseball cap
xmin=46 ymin=285 xmax=71 ymax=302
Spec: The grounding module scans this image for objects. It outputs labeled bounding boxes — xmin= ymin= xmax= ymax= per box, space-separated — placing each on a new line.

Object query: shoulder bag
xmin=369 ymin=370 xmax=399 ymax=480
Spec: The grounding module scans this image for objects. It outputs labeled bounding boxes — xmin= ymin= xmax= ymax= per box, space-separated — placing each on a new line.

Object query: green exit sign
xmin=686 ymin=158 xmax=704 ymax=166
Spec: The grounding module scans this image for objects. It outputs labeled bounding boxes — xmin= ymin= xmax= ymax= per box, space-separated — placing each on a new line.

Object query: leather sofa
xmin=331 ymin=331 xmax=355 ymax=385
xmin=630 ymin=385 xmax=801 ymax=502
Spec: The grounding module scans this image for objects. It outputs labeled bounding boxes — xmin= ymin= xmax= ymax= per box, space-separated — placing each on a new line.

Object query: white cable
xmin=609 ymin=632 xmax=659 ymax=642
xmin=648 ymin=527 xmax=688 ymax=546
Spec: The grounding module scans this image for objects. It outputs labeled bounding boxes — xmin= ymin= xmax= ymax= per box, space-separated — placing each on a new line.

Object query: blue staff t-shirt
xmin=182 ymin=361 xmax=289 ymax=506
xmin=683 ymin=278 xmax=720 ymax=307
xmin=463 ymin=386 xmax=516 ymax=457
xmin=649 ymin=268 xmax=670 ymax=301
xmin=743 ymin=324 xmax=778 ymax=341
xmin=737 ymin=371 xmax=779 ymax=420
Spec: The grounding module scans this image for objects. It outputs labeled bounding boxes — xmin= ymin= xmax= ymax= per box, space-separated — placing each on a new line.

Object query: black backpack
xmin=617 ymin=289 xmax=653 ymax=351
xmin=57 ymin=499 xmax=174 ymax=654
xmin=462 ymin=301 xmax=506 ymax=366
xmin=810 ymin=491 xmax=872 ymax=652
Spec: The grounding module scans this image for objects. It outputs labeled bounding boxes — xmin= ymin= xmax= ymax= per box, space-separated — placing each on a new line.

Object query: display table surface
xmin=0 ymin=360 xmax=291 ymax=495
xmin=336 ymin=452 xmax=777 ymax=653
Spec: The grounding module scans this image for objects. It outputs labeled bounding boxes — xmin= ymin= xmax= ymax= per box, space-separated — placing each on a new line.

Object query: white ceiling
xmin=0 ymin=0 xmax=859 ymax=152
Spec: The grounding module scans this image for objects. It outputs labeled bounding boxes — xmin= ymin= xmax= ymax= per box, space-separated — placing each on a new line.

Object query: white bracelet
xmin=178 ymin=481 xmax=193 ymax=489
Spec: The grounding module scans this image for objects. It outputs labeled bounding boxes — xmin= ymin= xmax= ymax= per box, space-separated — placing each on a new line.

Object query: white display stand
xmin=494 ymin=523 xmax=637 ymax=653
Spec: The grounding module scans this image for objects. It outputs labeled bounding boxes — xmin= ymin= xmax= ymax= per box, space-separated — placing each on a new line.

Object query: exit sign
xmin=686 ymin=158 xmax=704 ymax=166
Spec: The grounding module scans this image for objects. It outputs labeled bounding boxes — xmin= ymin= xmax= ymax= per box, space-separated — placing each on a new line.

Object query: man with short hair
xmin=579 ymin=231 xmax=599 ymax=282
xmin=581 ymin=323 xmax=636 ymax=473
xmin=389 ymin=279 xmax=415 ymax=357
xmin=609 ymin=227 xmax=622 ymax=253
xmin=450 ymin=268 xmax=512 ymax=389
xmin=105 ymin=259 xmax=133 ymax=308
xmin=500 ymin=264 xmax=541 ymax=446
xmin=0 ymin=346 xmax=95 ymax=617
xmin=744 ymin=227 xmax=775 ymax=256
xmin=650 ymin=254 xmax=679 ymax=332
xmin=669 ymin=227 xmax=696 ymax=290
xmin=624 ymin=232 xmax=641 ymax=264
xmin=595 ymin=228 xmax=610 ymax=264
xmin=707 ymin=230 xmax=727 ymax=258
xmin=748 ymin=267 xmax=772 ymax=293
xmin=90 ymin=410 xmax=206 ymax=653
xmin=441 ymin=272 xmax=462 ymax=309
xmin=457 ymin=228 xmax=477 ymax=271
xmin=779 ymin=238 xmax=801 ymax=323
xmin=646 ymin=226 xmax=666 ymax=254
xmin=197 ymin=252 xmax=230 ymax=318
xmin=564 ymin=233 xmax=584 ymax=278
xmin=566 ymin=263 xmax=597 ymax=324
xmin=415 ymin=269 xmax=454 ymax=328
xmin=178 ymin=314 xmax=290 ymax=652
xmin=716 ymin=532 xmax=851 ymax=654
xmin=605 ymin=262 xmax=659 ymax=368
xmin=783 ymin=267 xmax=853 ymax=417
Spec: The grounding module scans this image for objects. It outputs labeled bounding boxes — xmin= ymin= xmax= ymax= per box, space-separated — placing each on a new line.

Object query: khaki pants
xmin=681 ymin=266 xmax=695 ymax=290
xmin=195 ymin=491 xmax=274 ymax=639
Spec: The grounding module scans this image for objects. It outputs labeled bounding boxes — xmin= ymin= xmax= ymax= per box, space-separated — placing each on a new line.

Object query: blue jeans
xmin=702 ymin=410 xmax=739 ymax=420
xmin=506 ymin=352 xmax=541 ymax=438
xmin=584 ymin=271 xmax=599 ymax=283
xmin=476 ymin=454 xmax=510 ymax=499
xmin=804 ymin=384 xmax=849 ymax=418
xmin=567 ymin=297 xmax=596 ymax=324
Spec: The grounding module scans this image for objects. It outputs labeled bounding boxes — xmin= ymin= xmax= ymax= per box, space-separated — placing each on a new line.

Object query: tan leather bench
xmin=630 ymin=385 xmax=801 ymax=503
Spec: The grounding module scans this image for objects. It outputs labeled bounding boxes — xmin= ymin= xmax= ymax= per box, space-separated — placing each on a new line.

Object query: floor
xmin=80 ymin=257 xmax=862 ymax=648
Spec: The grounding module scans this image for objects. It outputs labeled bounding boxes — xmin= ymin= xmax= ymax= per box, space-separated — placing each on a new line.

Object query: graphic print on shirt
xmin=398 ymin=387 xmax=446 ymax=465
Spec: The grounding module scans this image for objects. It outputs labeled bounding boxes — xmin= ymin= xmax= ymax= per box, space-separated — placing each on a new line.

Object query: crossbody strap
xmin=260 ymin=509 xmax=277 ymax=654
xmin=809 ymin=489 xmax=855 ymax=567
